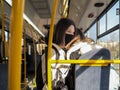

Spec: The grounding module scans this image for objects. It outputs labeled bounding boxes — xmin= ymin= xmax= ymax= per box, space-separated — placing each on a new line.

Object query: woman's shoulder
xmin=52 ymin=43 xmax=65 ymax=59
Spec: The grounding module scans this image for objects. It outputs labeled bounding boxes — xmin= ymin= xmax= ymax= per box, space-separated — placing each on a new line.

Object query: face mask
xmin=65 ymin=34 xmax=74 ymax=45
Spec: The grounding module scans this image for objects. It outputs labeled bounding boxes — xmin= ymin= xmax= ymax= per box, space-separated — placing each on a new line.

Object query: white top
xmin=67 ymin=42 xmax=102 ymax=59
xmin=51 ymin=43 xmax=70 ymax=81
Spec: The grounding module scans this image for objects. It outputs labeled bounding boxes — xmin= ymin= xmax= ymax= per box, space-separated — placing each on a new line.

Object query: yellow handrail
xmin=50 ymin=60 xmax=120 ymax=64
xmin=48 ymin=0 xmax=59 ymax=89
xmin=62 ymin=0 xmax=69 ymax=17
xmin=8 ymin=0 xmax=25 ymax=90
xmin=48 ymin=59 xmax=120 ymax=90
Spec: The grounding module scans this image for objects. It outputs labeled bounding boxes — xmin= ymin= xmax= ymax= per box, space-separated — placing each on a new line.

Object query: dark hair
xmin=53 ymin=18 xmax=76 ymax=45
xmin=76 ymin=28 xmax=85 ymax=40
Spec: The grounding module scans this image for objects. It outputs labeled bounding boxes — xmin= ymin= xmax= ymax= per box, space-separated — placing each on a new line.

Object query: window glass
xmin=86 ymin=23 xmax=97 ymax=42
xmin=107 ymin=1 xmax=119 ymax=30
xmin=98 ymin=30 xmax=119 ymax=59
xmin=99 ymin=15 xmax=106 ymax=34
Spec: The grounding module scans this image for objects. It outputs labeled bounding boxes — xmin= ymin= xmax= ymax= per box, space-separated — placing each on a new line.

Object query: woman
xmin=36 ymin=18 xmax=76 ymax=90
xmin=53 ymin=18 xmax=76 ymax=48
xmin=52 ymin=18 xmax=76 ymax=90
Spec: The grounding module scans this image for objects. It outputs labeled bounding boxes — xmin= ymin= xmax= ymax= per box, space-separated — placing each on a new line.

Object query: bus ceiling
xmin=68 ymin=0 xmax=112 ymax=32
xmin=4 ymin=0 xmax=113 ymax=37
xmin=29 ymin=0 xmax=53 ymax=18
xmin=29 ymin=0 xmax=113 ymax=33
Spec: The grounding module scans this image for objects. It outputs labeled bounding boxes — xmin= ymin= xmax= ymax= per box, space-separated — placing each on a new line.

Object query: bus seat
xmin=75 ymin=48 xmax=111 ymax=90
xmin=0 ymin=63 xmax=8 ymax=90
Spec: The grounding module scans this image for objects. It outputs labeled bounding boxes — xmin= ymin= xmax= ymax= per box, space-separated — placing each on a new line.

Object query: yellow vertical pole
xmin=8 ymin=0 xmax=25 ymax=90
xmin=62 ymin=0 xmax=69 ymax=18
xmin=48 ymin=0 xmax=58 ymax=90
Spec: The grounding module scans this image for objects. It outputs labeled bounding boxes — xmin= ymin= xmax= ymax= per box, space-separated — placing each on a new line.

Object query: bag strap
xmin=45 ymin=45 xmax=60 ymax=84
xmin=52 ymin=45 xmax=60 ymax=60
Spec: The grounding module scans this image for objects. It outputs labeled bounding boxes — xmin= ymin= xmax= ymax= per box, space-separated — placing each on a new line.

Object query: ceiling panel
xmin=29 ymin=0 xmax=52 ymax=18
xmin=69 ymin=0 xmax=112 ymax=32
xmin=33 ymin=2 xmax=47 ymax=8
xmin=37 ymin=9 xmax=49 ymax=14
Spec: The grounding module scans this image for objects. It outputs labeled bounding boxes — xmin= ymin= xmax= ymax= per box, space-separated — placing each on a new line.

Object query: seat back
xmin=0 ymin=63 xmax=8 ymax=90
xmin=75 ymin=48 xmax=111 ymax=90
xmin=75 ymin=65 xmax=110 ymax=90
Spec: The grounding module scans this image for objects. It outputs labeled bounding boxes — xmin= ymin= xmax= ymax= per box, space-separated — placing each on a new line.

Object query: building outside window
xmin=98 ymin=30 xmax=119 ymax=59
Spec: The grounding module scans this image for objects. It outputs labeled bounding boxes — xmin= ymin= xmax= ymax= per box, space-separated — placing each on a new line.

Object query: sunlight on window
xmin=107 ymin=1 xmax=119 ymax=30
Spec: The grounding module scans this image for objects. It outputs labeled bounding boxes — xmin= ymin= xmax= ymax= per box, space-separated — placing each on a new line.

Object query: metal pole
xmin=8 ymin=0 xmax=25 ymax=90
xmin=48 ymin=0 xmax=58 ymax=90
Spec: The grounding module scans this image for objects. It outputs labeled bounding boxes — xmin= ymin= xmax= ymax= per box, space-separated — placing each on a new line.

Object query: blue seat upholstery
xmin=0 ymin=64 xmax=8 ymax=90
xmin=75 ymin=48 xmax=111 ymax=90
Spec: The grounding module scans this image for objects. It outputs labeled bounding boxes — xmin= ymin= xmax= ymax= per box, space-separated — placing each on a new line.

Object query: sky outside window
xmin=107 ymin=1 xmax=119 ymax=30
